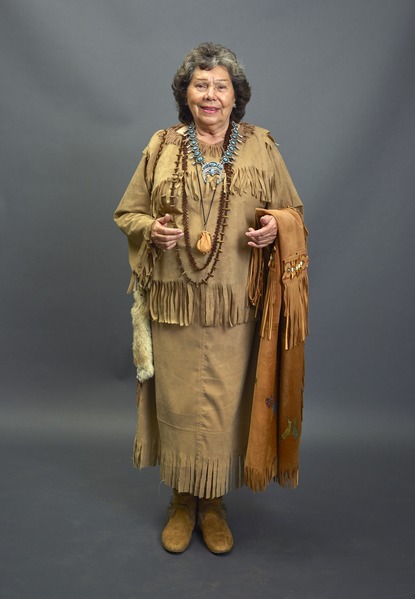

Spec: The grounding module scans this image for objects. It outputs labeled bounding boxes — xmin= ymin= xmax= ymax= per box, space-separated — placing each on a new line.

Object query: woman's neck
xmin=194 ymin=121 xmax=230 ymax=145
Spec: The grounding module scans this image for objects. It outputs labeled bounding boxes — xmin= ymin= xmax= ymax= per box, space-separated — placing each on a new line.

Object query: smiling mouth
xmin=201 ymin=106 xmax=219 ymax=113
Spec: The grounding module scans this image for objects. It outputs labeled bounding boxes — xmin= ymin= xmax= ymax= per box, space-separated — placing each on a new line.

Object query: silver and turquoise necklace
xmin=186 ymin=121 xmax=242 ymax=185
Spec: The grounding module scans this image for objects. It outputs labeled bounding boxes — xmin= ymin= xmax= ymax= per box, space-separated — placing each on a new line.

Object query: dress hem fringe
xmin=133 ymin=437 xmax=246 ymax=499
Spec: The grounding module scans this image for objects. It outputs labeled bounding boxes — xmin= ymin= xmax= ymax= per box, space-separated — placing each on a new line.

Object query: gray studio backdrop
xmin=1 ymin=2 xmax=414 ymax=452
xmin=2 ymin=2 xmax=415 ymax=598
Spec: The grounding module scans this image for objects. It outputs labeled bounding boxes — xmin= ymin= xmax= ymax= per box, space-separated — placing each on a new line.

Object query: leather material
xmin=161 ymin=491 xmax=197 ymax=553
xmin=197 ymin=497 xmax=234 ymax=554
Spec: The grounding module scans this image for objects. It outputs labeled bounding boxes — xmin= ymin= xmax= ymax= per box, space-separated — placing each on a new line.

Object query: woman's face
xmin=186 ymin=65 xmax=236 ymax=133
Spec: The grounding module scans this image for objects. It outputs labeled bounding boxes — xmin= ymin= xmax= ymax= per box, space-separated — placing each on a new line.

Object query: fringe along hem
xmin=276 ymin=468 xmax=299 ymax=489
xmin=132 ymin=279 xmax=253 ymax=327
xmin=244 ymin=464 xmax=277 ymax=493
xmin=133 ymin=437 xmax=299 ymax=496
xmin=244 ymin=465 xmax=299 ymax=492
xmin=133 ymin=437 xmax=246 ymax=499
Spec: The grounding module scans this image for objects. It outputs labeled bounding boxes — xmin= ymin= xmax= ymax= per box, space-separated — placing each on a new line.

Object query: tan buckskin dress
xmin=114 ymin=123 xmax=303 ymax=498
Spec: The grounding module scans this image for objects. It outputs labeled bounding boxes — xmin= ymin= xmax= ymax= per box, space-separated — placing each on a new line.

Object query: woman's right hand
xmin=151 ymin=214 xmax=184 ymax=251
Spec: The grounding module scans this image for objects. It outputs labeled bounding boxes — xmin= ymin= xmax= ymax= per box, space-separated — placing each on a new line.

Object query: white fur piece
xmin=131 ymin=288 xmax=154 ymax=383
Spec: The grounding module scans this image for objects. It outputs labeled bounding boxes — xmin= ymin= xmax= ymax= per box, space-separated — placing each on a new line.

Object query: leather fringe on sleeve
xmin=245 ymin=208 xmax=309 ymax=491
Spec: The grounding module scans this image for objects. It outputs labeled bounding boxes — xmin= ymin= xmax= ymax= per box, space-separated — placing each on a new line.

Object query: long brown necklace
xmin=168 ymin=129 xmax=234 ymax=287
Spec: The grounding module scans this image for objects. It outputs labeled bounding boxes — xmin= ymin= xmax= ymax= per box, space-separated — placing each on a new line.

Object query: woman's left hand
xmin=245 ymin=214 xmax=277 ymax=248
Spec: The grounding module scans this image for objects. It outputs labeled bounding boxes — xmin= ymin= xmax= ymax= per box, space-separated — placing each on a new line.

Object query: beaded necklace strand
xmin=187 ymin=121 xmax=241 ymax=254
xmin=168 ymin=129 xmax=233 ymax=286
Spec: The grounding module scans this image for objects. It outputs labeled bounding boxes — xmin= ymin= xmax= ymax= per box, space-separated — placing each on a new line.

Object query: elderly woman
xmin=114 ymin=42 xmax=306 ymax=554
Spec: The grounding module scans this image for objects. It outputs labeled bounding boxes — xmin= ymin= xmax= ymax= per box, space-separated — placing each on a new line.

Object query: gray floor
xmin=1 ymin=381 xmax=414 ymax=599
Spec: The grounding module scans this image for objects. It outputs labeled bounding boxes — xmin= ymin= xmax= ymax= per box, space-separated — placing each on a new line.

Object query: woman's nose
xmin=204 ymin=84 xmax=216 ymax=99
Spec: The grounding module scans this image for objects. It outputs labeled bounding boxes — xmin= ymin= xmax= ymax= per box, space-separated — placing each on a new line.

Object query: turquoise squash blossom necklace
xmin=186 ymin=121 xmax=243 ymax=254
xmin=186 ymin=120 xmax=241 ymax=184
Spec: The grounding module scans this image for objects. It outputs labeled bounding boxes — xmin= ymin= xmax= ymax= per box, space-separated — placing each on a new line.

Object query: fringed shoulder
xmin=157 ymin=125 xmax=183 ymax=146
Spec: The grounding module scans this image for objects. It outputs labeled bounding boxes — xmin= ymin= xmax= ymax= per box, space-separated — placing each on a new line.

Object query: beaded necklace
xmin=168 ymin=123 xmax=239 ymax=286
xmin=187 ymin=121 xmax=242 ymax=255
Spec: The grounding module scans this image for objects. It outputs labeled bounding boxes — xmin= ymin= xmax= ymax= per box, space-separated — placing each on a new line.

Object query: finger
xmin=152 ymin=220 xmax=183 ymax=239
xmin=157 ymin=213 xmax=171 ymax=226
xmin=260 ymin=222 xmax=276 ymax=234
xmin=155 ymin=228 xmax=183 ymax=240
xmin=262 ymin=216 xmax=278 ymax=233
xmin=159 ymin=239 xmax=179 ymax=251
xmin=259 ymin=214 xmax=273 ymax=225
xmin=246 ymin=229 xmax=263 ymax=241
xmin=165 ymin=240 xmax=179 ymax=250
xmin=247 ymin=232 xmax=276 ymax=248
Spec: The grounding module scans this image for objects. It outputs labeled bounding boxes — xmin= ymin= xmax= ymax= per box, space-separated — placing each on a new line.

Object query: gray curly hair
xmin=172 ymin=42 xmax=251 ymax=123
